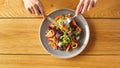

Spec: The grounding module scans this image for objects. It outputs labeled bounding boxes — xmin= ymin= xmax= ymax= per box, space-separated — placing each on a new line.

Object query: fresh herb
xmin=45 ymin=30 xmax=49 ymax=34
xmin=75 ymin=31 xmax=80 ymax=36
xmin=52 ymin=37 xmax=56 ymax=43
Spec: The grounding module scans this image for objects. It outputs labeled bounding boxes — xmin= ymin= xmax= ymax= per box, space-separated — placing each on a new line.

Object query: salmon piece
xmin=45 ymin=30 xmax=55 ymax=38
xmin=49 ymin=24 xmax=56 ymax=29
xmin=71 ymin=19 xmax=77 ymax=26
xmin=66 ymin=44 xmax=71 ymax=52
xmin=65 ymin=13 xmax=71 ymax=18
xmin=55 ymin=15 xmax=63 ymax=21
xmin=61 ymin=24 xmax=68 ymax=31
xmin=49 ymin=41 xmax=57 ymax=49
xmin=76 ymin=26 xmax=81 ymax=32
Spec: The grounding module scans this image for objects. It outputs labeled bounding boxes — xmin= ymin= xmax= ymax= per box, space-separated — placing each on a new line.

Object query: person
xmin=23 ymin=0 xmax=97 ymax=18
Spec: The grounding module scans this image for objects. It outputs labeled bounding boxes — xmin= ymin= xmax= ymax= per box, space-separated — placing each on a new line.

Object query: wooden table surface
xmin=0 ymin=0 xmax=120 ymax=68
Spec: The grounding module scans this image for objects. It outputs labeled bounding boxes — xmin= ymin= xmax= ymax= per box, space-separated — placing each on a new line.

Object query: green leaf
xmin=45 ymin=30 xmax=49 ymax=34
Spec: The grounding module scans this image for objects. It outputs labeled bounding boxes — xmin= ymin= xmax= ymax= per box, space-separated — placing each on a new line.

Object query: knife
xmin=47 ymin=17 xmax=57 ymax=23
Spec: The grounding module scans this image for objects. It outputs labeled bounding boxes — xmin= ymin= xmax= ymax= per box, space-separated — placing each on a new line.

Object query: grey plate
xmin=40 ymin=9 xmax=90 ymax=59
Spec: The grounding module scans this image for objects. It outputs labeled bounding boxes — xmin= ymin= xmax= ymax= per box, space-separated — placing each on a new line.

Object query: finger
xmin=75 ymin=4 xmax=83 ymax=16
xmin=38 ymin=10 xmax=41 ymax=13
xmin=27 ymin=8 xmax=32 ymax=14
xmin=30 ymin=7 xmax=35 ymax=14
xmin=87 ymin=0 xmax=93 ymax=11
xmin=75 ymin=0 xmax=84 ymax=16
xmin=81 ymin=0 xmax=90 ymax=14
xmin=92 ymin=0 xmax=97 ymax=7
xmin=38 ymin=3 xmax=46 ymax=18
xmin=33 ymin=4 xmax=40 ymax=15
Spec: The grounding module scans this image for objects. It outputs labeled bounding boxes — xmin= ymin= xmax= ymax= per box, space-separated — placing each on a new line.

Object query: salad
xmin=45 ymin=14 xmax=81 ymax=52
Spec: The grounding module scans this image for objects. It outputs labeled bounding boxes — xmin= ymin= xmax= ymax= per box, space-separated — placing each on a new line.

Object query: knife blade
xmin=47 ymin=17 xmax=57 ymax=23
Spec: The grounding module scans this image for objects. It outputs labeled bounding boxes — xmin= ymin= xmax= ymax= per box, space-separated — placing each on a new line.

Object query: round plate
xmin=40 ymin=9 xmax=90 ymax=58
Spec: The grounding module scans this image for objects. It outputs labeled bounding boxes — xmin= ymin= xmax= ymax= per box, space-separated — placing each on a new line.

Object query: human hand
xmin=75 ymin=0 xmax=97 ymax=16
xmin=23 ymin=0 xmax=46 ymax=18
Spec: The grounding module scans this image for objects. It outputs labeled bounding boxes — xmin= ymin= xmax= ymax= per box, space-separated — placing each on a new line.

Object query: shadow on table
xmin=80 ymin=19 xmax=96 ymax=55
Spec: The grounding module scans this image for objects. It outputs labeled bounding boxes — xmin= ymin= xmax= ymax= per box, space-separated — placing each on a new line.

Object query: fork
xmin=63 ymin=15 xmax=76 ymax=24
xmin=47 ymin=15 xmax=76 ymax=24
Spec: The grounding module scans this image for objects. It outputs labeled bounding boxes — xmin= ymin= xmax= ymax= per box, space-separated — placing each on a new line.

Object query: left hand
xmin=23 ymin=0 xmax=46 ymax=18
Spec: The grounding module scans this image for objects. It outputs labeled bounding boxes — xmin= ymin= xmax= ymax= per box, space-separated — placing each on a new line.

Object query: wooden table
xmin=0 ymin=0 xmax=120 ymax=68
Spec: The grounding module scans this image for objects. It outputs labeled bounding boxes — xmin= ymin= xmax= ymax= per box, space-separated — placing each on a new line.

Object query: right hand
xmin=23 ymin=0 xmax=46 ymax=18
xmin=75 ymin=0 xmax=97 ymax=16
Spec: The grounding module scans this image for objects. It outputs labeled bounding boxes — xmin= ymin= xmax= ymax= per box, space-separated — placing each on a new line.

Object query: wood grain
xmin=0 ymin=19 xmax=47 ymax=54
xmin=0 ymin=19 xmax=120 ymax=54
xmin=0 ymin=0 xmax=119 ymax=18
xmin=0 ymin=55 xmax=119 ymax=68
